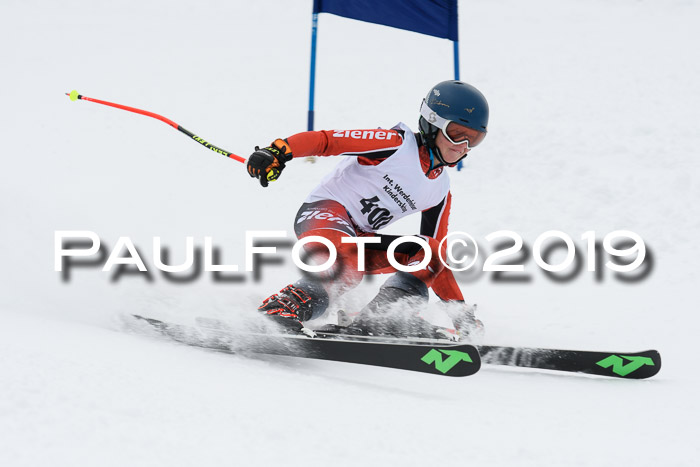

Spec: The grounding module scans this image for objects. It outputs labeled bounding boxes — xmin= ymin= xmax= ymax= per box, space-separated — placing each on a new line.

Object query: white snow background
xmin=1 ymin=0 xmax=699 ymax=465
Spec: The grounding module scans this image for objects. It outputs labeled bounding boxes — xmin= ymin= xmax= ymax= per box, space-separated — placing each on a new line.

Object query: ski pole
xmin=65 ymin=90 xmax=246 ymax=163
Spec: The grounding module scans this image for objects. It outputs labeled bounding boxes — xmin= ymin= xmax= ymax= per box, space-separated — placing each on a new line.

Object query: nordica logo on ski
xmin=595 ymin=354 xmax=655 ymax=377
xmin=421 ymin=348 xmax=473 ymax=374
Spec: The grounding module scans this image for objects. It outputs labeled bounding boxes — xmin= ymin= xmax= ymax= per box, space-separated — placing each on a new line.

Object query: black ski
xmin=131 ymin=315 xmax=481 ymax=377
xmin=476 ymin=345 xmax=661 ymax=379
xmin=294 ymin=323 xmax=662 ymax=379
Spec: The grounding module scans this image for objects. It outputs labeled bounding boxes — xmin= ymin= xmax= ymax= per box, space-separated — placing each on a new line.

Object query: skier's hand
xmin=247 ymin=139 xmax=293 ymax=187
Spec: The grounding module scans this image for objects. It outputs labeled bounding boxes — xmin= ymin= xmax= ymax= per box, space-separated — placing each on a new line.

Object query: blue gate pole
xmin=454 ymin=39 xmax=464 ymax=170
xmin=307 ymin=12 xmax=319 ymax=131
xmin=453 ymin=40 xmax=460 ymax=81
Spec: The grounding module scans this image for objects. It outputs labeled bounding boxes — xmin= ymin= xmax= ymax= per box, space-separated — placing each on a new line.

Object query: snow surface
xmin=1 ymin=0 xmax=699 ymax=465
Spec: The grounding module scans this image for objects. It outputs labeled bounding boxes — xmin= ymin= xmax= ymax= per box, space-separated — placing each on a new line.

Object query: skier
xmin=246 ymin=80 xmax=488 ymax=340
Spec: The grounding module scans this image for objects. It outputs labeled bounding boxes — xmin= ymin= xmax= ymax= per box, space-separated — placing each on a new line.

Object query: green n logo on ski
xmin=596 ymin=354 xmax=655 ymax=377
xmin=421 ymin=348 xmax=473 ymax=374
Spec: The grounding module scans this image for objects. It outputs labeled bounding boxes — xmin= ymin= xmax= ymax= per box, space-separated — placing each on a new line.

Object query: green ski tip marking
xmin=421 ymin=348 xmax=473 ymax=374
xmin=68 ymin=90 xmax=80 ymax=101
xmin=596 ymin=354 xmax=655 ymax=377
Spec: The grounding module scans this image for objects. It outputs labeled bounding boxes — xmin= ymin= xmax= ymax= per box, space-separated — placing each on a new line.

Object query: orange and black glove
xmin=247 ymin=139 xmax=293 ymax=187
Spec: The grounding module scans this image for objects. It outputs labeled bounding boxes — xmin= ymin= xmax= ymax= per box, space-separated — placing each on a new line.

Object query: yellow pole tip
xmin=68 ymin=90 xmax=80 ymax=101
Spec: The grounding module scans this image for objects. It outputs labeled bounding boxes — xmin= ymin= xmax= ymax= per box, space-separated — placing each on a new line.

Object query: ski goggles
xmin=420 ymin=100 xmax=487 ymax=148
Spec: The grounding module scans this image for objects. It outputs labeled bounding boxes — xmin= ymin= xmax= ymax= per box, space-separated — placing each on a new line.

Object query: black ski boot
xmin=258 ymin=280 xmax=329 ymax=331
xmin=353 ymin=272 xmax=443 ymax=339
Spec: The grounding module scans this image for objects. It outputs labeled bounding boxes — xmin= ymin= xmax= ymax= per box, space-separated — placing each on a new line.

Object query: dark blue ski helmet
xmin=418 ymin=80 xmax=489 ymax=166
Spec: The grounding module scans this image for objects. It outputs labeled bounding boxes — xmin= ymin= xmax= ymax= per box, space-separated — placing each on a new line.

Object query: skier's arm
xmin=247 ymin=129 xmax=404 ymax=187
xmin=286 ymin=129 xmax=404 ymax=160
xmin=420 ymin=193 xmax=465 ymax=302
